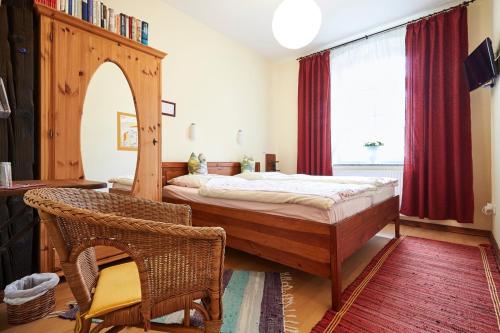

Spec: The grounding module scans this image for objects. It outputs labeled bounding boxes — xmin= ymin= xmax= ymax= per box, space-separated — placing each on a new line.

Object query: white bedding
xmin=110 ymin=183 xmax=132 ymax=191
xmin=108 ymin=176 xmax=134 ymax=186
xmin=163 ymin=185 xmax=395 ymax=224
xmin=235 ymin=172 xmax=398 ymax=187
xmin=199 ymin=177 xmax=377 ymax=210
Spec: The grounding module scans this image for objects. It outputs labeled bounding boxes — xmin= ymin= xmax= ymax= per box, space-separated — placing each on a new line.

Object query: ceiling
xmin=162 ymin=0 xmax=459 ymax=60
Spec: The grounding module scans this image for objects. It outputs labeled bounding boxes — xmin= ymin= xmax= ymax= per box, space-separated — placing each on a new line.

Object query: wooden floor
xmin=0 ymin=225 xmax=490 ymax=333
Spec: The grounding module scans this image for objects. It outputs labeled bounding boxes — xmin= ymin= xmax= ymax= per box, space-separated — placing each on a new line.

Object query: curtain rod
xmin=296 ymin=0 xmax=476 ymax=61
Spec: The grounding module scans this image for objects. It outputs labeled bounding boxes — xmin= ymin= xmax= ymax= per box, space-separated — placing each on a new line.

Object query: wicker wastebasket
xmin=4 ymin=273 xmax=59 ymax=324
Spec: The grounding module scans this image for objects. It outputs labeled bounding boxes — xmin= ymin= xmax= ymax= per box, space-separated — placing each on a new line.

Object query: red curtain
xmin=401 ymin=7 xmax=474 ymax=223
xmin=297 ymin=51 xmax=332 ymax=176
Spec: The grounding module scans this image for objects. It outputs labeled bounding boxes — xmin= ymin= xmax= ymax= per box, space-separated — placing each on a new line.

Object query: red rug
xmin=311 ymin=236 xmax=500 ymax=333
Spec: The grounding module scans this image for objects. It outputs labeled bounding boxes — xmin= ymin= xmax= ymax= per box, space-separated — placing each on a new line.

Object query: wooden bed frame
xmin=161 ymin=162 xmax=400 ymax=311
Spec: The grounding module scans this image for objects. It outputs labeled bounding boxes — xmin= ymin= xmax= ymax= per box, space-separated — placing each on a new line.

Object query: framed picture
xmin=117 ymin=112 xmax=138 ymax=151
xmin=162 ymin=100 xmax=176 ymax=117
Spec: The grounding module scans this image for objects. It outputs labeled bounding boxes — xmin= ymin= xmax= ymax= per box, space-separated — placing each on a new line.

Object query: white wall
xmin=491 ymin=0 xmax=500 ymax=242
xmin=78 ymin=0 xmax=495 ymax=231
xmin=81 ymin=62 xmax=137 ymax=187
xmin=465 ymin=0 xmax=492 ymax=231
xmin=269 ymin=0 xmax=493 ymax=230
xmin=269 ymin=59 xmax=299 ymax=173
xmin=104 ymin=0 xmax=272 ymax=165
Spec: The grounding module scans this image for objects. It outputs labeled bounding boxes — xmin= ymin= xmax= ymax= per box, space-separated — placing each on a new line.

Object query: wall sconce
xmin=236 ymin=129 xmax=243 ymax=145
xmin=189 ymin=123 xmax=197 ymax=141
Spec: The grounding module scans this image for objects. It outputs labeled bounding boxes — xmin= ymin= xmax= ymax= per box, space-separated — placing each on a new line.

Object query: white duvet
xmin=108 ymin=176 xmax=134 ymax=186
xmin=199 ymin=177 xmax=377 ymax=210
xmin=235 ymin=172 xmax=397 ymax=187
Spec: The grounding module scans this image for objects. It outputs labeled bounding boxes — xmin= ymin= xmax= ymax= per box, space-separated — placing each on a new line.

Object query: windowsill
xmin=334 ymin=164 xmax=403 ymax=167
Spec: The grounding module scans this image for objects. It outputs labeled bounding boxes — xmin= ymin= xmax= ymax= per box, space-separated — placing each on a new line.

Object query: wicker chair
xmin=24 ymin=188 xmax=226 ymax=333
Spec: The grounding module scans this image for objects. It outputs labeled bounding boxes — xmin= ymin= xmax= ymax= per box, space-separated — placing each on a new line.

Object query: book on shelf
xmin=108 ymin=8 xmax=115 ymax=32
xmin=136 ymin=19 xmax=142 ymax=43
xmin=99 ymin=3 xmax=103 ymax=28
xmin=103 ymin=3 xmax=107 ymax=28
xmin=125 ymin=15 xmax=129 ymax=38
xmin=115 ymin=15 xmax=120 ymax=34
xmin=38 ymin=0 xmax=150 ymax=46
xmin=87 ymin=0 xmax=92 ymax=23
xmin=95 ymin=1 xmax=98 ymax=25
xmin=76 ymin=0 xmax=80 ymax=18
xmin=40 ymin=0 xmax=50 ymax=8
xmin=39 ymin=0 xmax=57 ymax=9
xmin=141 ymin=21 xmax=148 ymax=46
xmin=82 ymin=0 xmax=88 ymax=21
xmin=59 ymin=0 xmax=66 ymax=12
xmin=120 ymin=13 xmax=126 ymax=37
xmin=92 ymin=0 xmax=97 ymax=25
xmin=95 ymin=1 xmax=99 ymax=26
xmin=74 ymin=0 xmax=78 ymax=18
xmin=127 ymin=16 xmax=134 ymax=39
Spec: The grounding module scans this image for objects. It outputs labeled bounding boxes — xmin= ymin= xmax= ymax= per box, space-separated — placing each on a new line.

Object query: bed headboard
xmin=162 ymin=162 xmax=261 ymax=186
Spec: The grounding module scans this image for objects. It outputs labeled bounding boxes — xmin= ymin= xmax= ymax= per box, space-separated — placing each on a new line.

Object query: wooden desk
xmin=0 ymin=179 xmax=107 ymax=197
xmin=0 ymin=179 xmax=107 ymax=270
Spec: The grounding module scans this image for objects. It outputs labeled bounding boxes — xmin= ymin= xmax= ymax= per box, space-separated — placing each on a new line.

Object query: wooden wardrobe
xmin=36 ymin=4 xmax=167 ymax=272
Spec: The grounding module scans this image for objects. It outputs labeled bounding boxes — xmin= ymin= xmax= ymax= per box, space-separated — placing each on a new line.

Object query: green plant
xmin=364 ymin=141 xmax=384 ymax=147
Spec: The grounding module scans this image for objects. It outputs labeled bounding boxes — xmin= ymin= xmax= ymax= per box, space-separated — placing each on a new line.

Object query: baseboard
xmin=400 ymin=219 xmax=491 ymax=238
xmin=399 ymin=219 xmax=500 ymax=270
xmin=489 ymin=233 xmax=500 ymax=271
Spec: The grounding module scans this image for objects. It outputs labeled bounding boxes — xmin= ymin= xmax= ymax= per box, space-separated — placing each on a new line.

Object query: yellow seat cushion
xmin=85 ymin=262 xmax=141 ymax=319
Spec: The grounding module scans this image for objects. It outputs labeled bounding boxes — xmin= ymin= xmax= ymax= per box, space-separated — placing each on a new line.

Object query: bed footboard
xmin=329 ymin=196 xmax=400 ymax=310
xmin=165 ymin=195 xmax=400 ymax=311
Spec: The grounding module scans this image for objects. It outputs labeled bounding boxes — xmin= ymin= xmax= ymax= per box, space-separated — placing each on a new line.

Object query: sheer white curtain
xmin=331 ymin=28 xmax=406 ymax=165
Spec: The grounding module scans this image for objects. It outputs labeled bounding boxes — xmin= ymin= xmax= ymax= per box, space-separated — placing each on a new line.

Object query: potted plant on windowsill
xmin=364 ymin=141 xmax=384 ymax=164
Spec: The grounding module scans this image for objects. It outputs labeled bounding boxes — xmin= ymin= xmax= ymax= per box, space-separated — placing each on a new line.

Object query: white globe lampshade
xmin=272 ymin=0 xmax=322 ymax=49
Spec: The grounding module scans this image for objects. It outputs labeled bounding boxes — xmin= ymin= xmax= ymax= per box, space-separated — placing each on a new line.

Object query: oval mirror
xmin=81 ymin=62 xmax=138 ymax=194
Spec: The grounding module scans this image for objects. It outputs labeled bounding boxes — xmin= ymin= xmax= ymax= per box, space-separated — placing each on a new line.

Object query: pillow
xmin=108 ymin=176 xmax=134 ymax=186
xmin=240 ymin=155 xmax=255 ymax=173
xmin=85 ymin=262 xmax=141 ymax=319
xmin=187 ymin=153 xmax=208 ymax=175
xmin=235 ymin=172 xmax=285 ymax=181
xmin=168 ymin=174 xmax=223 ymax=188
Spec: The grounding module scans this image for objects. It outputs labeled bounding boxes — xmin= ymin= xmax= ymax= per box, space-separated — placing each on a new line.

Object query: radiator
xmin=333 ymin=165 xmax=404 ymax=198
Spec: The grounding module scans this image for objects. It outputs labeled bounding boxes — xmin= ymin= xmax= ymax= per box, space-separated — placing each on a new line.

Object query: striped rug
xmin=311 ymin=236 xmax=500 ymax=333
xmin=155 ymin=270 xmax=297 ymax=333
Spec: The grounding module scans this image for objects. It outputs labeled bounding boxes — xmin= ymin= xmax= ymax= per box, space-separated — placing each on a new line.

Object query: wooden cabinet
xmin=36 ymin=4 xmax=167 ymax=272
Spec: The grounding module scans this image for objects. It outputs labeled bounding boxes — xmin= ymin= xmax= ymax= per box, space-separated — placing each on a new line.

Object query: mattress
xmin=162 ymin=185 xmax=396 ymax=224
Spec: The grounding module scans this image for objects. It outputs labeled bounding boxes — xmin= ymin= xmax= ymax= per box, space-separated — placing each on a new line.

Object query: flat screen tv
xmin=464 ymin=37 xmax=498 ymax=91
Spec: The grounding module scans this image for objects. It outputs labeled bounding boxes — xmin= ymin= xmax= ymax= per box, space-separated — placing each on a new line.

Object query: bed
xmin=107 ymin=176 xmax=134 ymax=195
xmin=161 ymin=161 xmax=400 ymax=311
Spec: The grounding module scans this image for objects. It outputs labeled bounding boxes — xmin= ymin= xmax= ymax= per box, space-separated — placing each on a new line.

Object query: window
xmin=331 ymin=28 xmax=406 ymax=165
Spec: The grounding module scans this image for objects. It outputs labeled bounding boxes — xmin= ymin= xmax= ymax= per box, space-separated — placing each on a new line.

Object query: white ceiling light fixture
xmin=272 ymin=0 xmax=322 ymax=50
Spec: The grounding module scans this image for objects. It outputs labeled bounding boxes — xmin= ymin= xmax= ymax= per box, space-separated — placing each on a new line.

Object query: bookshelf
xmin=36 ymin=3 xmax=166 ymax=272
xmin=35 ymin=4 xmax=162 ymax=57
xmin=35 ymin=0 xmax=149 ymax=46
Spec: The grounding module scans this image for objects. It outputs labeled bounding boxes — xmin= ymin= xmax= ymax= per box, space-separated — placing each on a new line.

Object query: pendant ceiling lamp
xmin=272 ymin=0 xmax=322 ymax=49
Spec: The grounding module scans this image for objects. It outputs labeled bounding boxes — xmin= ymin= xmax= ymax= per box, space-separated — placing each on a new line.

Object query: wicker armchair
xmin=24 ymin=188 xmax=226 ymax=333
